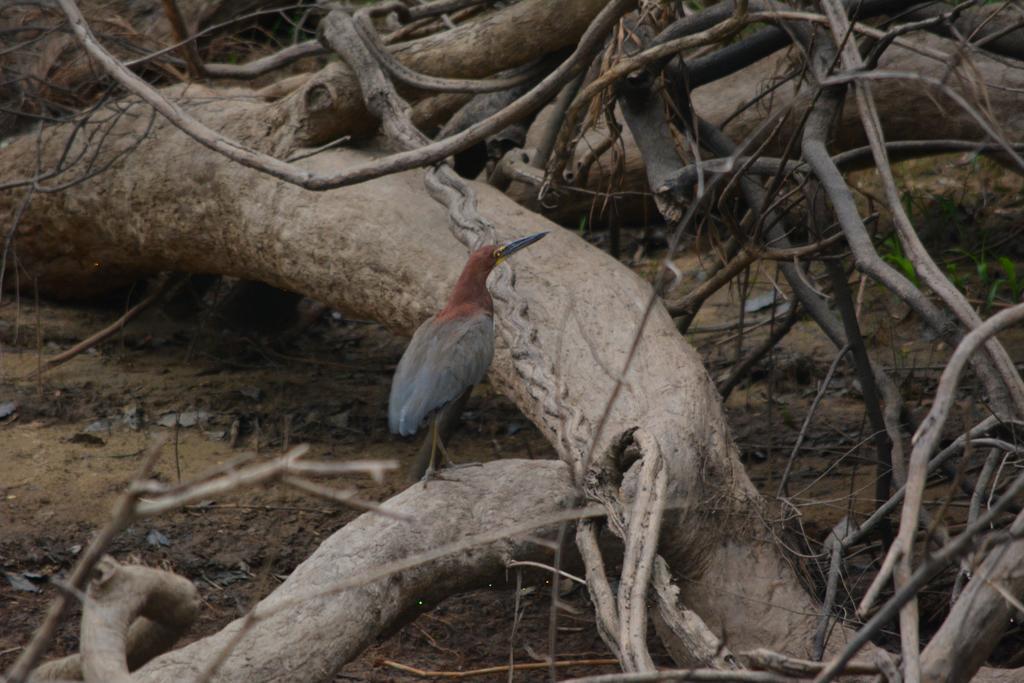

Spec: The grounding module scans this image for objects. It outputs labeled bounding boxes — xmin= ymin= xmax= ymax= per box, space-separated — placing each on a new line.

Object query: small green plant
xmin=999 ymin=256 xmax=1023 ymax=302
xmin=954 ymin=247 xmax=1019 ymax=312
xmin=942 ymin=251 xmax=1023 ymax=312
xmin=882 ymin=234 xmax=919 ymax=286
xmin=900 ymin=190 xmax=917 ymax=224
xmin=945 ymin=262 xmax=966 ymax=292
xmin=934 ymin=194 xmax=959 ymax=224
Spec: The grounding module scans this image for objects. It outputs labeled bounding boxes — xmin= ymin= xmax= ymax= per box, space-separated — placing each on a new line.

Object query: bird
xmin=389 ymin=231 xmax=548 ymax=480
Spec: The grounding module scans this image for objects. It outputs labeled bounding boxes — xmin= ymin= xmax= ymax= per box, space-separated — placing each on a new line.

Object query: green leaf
xmin=998 ymin=257 xmax=1021 ymax=301
xmin=946 ymin=263 xmax=966 ymax=292
xmin=888 ymin=254 xmax=919 ymax=286
xmin=985 ymin=279 xmax=1005 ymax=313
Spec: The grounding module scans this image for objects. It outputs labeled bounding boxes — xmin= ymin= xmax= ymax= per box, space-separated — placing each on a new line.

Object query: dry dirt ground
xmin=0 ymin=292 xmax=626 ymax=681
xmin=2 ymin=156 xmax=1024 ymax=680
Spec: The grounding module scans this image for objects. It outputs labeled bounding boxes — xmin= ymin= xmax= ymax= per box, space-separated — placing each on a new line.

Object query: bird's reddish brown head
xmin=436 ymin=232 xmax=548 ymax=321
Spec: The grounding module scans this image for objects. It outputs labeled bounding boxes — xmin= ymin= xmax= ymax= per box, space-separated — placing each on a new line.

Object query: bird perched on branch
xmin=389 ymin=231 xmax=548 ymax=480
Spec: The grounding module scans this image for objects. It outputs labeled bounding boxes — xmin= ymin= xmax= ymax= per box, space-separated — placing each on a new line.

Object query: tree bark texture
xmin=131 ymin=461 xmax=579 ymax=682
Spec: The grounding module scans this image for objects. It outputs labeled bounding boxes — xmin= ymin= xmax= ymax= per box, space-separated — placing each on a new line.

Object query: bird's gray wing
xmin=388 ymin=314 xmax=494 ymax=436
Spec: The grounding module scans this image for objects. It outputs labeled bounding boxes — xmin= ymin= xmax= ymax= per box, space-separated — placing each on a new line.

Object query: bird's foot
xmin=419 ymin=461 xmax=481 ymax=486
xmin=443 ymin=462 xmax=482 ymax=472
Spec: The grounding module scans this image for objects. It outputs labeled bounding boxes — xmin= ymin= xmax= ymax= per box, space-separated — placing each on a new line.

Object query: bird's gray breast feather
xmin=388 ymin=313 xmax=494 ymax=435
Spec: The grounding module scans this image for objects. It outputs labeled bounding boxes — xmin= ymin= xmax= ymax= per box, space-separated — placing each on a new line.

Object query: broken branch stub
xmin=31 ymin=557 xmax=200 ymax=683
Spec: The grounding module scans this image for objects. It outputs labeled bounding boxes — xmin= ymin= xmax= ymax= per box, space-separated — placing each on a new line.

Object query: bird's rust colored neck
xmin=436 ymin=247 xmax=496 ymax=321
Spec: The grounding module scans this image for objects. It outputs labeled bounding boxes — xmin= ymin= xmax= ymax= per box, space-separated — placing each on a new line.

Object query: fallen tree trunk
xmin=245 ymin=0 xmax=609 ymax=153
xmin=131 ymin=460 xmax=580 ymax=682
xmin=5 ymin=93 xmax=829 ymax=676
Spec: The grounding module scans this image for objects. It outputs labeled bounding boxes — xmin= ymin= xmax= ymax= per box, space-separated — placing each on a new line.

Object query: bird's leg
xmin=435 ymin=426 xmax=453 ymax=466
xmin=434 ymin=422 xmax=483 ymax=474
xmin=422 ymin=416 xmax=441 ymax=482
xmin=421 ymin=416 xmax=471 ymax=483
xmin=408 ymin=389 xmax=472 ymax=483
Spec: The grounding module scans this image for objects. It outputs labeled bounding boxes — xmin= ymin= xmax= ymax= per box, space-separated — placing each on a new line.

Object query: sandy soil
xmin=0 ymin=294 xmax=626 ymax=680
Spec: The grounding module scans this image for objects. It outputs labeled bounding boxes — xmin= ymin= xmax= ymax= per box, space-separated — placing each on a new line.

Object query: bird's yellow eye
xmin=493 ymin=248 xmax=506 ymax=265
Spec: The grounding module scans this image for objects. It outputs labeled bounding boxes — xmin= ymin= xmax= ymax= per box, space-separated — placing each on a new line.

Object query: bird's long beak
xmin=496 ymin=231 xmax=548 ymax=263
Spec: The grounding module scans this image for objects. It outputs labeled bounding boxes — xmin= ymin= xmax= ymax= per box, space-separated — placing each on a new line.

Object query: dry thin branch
xmin=887 ymin=300 xmax=1024 ymax=592
xmin=668 ymin=247 xmax=759 ymax=321
xmin=353 ymin=7 xmax=545 ymax=94
xmin=381 ymin=657 xmax=622 ymax=679
xmin=812 ymin=517 xmax=853 ymax=662
xmin=202 ymin=42 xmax=324 ymax=79
xmin=560 ymin=670 xmax=793 ymax=682
xmin=742 ymin=648 xmax=881 ymax=677
xmin=577 ymin=520 xmax=622 ymax=661
xmin=815 ymin=470 xmax=1024 ymax=682
xmin=777 ymin=345 xmax=850 ymax=498
xmin=814 ymin=304 xmax=1024 ymax=683
xmin=820 ymin=70 xmax=1024 ymax=174
xmin=28 ymin=275 xmax=176 ymax=378
xmin=842 ymin=416 xmax=1007 ymax=552
xmin=159 ymin=0 xmax=203 ymax=79
xmin=133 ymin=448 xmax=395 ymax=517
xmin=56 ymin=0 xmax=631 ymax=192
xmin=952 ymin=446 xmax=1001 ymax=601
xmin=812 ymin=7 xmax=1024 ymax=672
xmin=716 ymin=303 xmax=801 ymax=400
xmin=15 ymin=442 xmax=415 ymax=682
xmin=548 ymin=1 xmax=751 ymax=182
xmin=820 ymin=0 xmax=1024 ymax=417
xmin=796 ymin=56 xmax=1017 ymax=550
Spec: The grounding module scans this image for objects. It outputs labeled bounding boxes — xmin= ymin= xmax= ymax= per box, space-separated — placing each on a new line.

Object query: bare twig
xmin=56 ymin=0 xmax=631 ymax=192
xmin=134 ymin=448 xmax=396 ymax=517
xmin=777 ymin=345 xmax=850 ymax=498
xmin=548 ymin=2 xmax=751 ymax=182
xmin=202 ymin=41 xmax=324 ymax=79
xmin=820 ymin=0 xmax=1024 ymax=422
xmin=743 ymin=648 xmax=882 ymax=677
xmin=716 ymin=303 xmax=801 ymax=400
xmin=561 ymin=670 xmax=793 ymax=682
xmin=160 ymin=0 xmax=204 ymax=79
xmin=577 ymin=520 xmax=622 ymax=660
xmin=842 ymin=417 xmax=1008 ymax=552
xmin=818 ymin=3 xmax=1024 ymax=669
xmin=28 ymin=275 xmax=175 ymax=378
xmin=816 ymin=304 xmax=1024 ymax=683
xmin=381 ymin=657 xmax=621 ymax=678
xmin=353 ymin=8 xmax=546 ymax=94
xmin=951 ymin=446 xmax=1001 ymax=603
